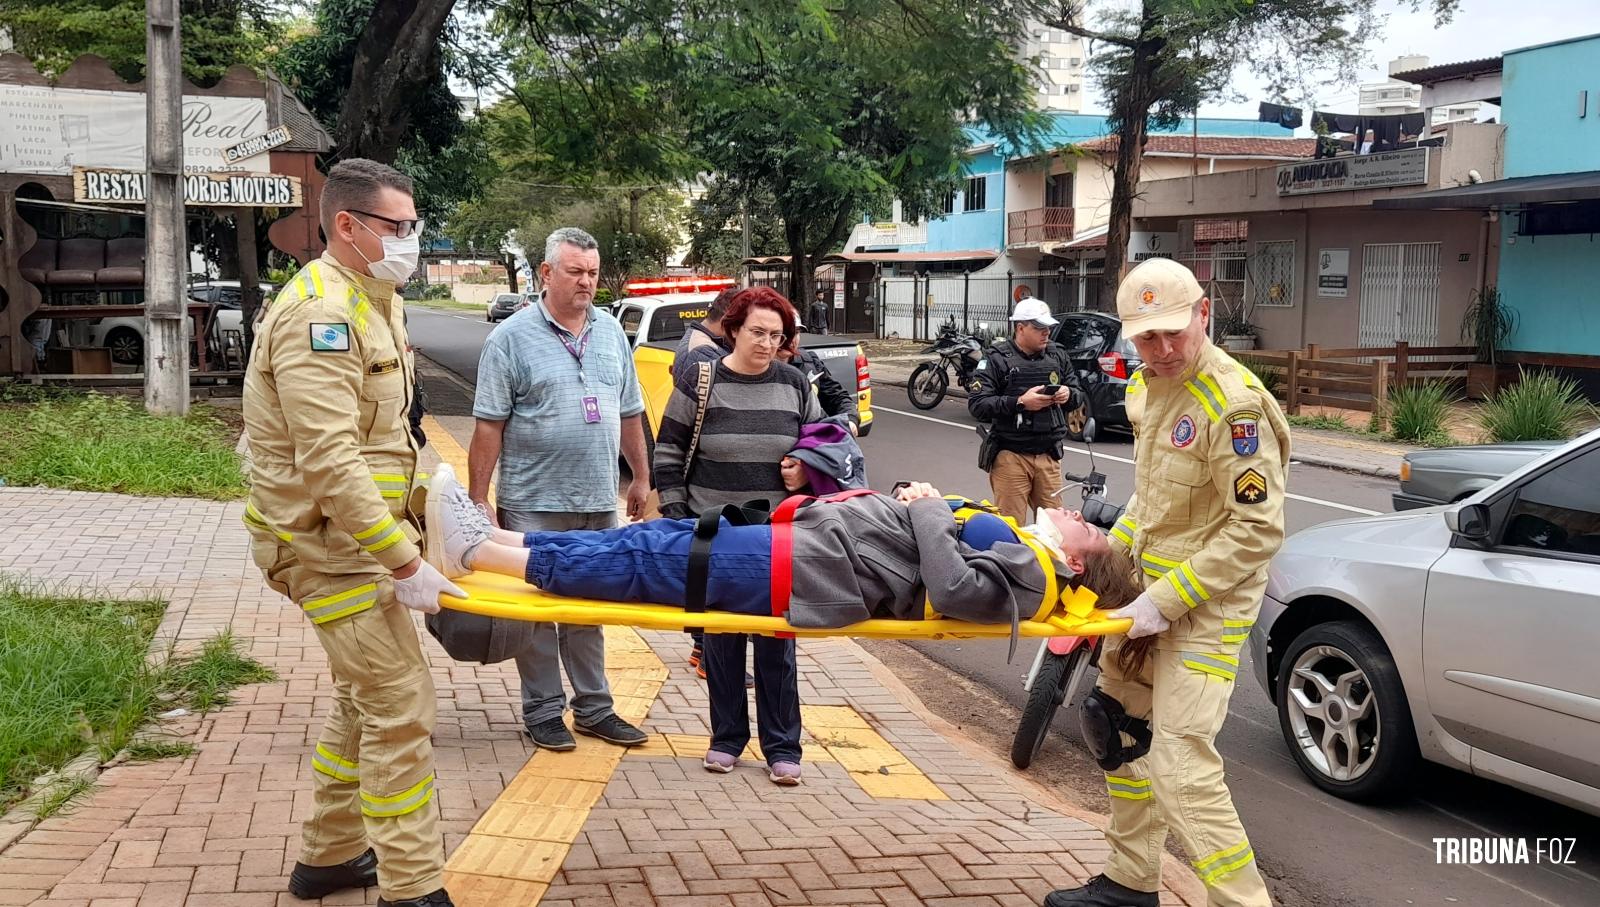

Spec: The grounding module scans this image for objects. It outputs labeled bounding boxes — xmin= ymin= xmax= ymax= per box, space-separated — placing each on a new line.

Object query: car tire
xmin=105 ymin=327 xmax=144 ymax=365
xmin=1275 ymin=620 xmax=1419 ymax=802
xmin=1066 ymin=392 xmax=1096 ymax=442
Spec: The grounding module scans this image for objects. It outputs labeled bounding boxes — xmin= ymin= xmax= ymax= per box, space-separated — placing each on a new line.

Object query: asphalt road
xmin=408 ymin=308 xmax=1597 ymax=907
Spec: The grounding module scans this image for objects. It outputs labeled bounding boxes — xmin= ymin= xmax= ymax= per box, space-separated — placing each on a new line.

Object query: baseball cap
xmin=1116 ymin=258 xmax=1204 ymax=334
xmin=1009 ymin=297 xmax=1059 ymax=327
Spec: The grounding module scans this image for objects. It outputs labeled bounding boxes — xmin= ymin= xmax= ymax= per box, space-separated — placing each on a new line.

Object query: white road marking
xmin=873 ymin=404 xmax=1382 ymax=517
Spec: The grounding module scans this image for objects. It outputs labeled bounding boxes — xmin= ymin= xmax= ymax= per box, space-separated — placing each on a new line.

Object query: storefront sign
xmin=1129 ymin=231 xmax=1178 ymax=261
xmin=222 ymin=126 xmax=293 ymax=165
xmin=1317 ymin=249 xmax=1350 ymax=298
xmin=1275 ymin=148 xmax=1428 ymax=196
xmin=74 ymin=167 xmax=303 ymax=207
xmin=832 ymin=265 xmax=846 ymax=309
xmin=1 ymin=85 xmax=269 ymax=175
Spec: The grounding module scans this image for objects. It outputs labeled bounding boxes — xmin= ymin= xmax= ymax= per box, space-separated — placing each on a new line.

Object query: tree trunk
xmin=334 ymin=0 xmax=459 ymax=163
xmin=628 ymin=189 xmax=642 ymax=235
xmin=504 ymin=254 xmax=519 ymax=293
xmin=784 ymin=219 xmax=810 ymax=309
xmin=1097 ymin=11 xmax=1165 ymax=311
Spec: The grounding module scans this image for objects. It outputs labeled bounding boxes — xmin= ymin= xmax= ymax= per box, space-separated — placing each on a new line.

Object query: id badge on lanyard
xmin=554 ymin=323 xmax=601 ymax=424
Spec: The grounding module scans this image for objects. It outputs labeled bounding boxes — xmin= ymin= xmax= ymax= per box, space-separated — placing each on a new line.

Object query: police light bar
xmin=623 ymin=275 xmax=736 ymax=295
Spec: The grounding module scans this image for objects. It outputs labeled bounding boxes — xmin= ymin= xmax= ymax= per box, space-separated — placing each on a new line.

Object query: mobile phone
xmin=1041 ymin=384 xmax=1062 ymax=395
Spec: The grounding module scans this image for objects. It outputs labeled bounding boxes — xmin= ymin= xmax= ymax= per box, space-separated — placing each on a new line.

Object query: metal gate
xmin=1249 ymin=241 xmax=1296 ymax=310
xmin=1359 ymin=242 xmax=1441 ymax=347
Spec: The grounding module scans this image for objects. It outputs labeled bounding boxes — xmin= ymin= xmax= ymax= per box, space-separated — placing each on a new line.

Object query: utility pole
xmin=144 ymin=0 xmax=189 ymax=414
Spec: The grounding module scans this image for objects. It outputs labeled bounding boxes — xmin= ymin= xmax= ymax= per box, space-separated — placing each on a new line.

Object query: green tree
xmin=684 ymin=177 xmax=785 ymax=277
xmin=515 ymin=192 xmax=683 ymax=292
xmin=0 ymin=0 xmax=284 ymax=82
xmin=1038 ymin=0 xmax=1460 ymax=308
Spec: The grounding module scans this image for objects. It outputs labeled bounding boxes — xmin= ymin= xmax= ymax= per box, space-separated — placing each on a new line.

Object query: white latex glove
xmin=1109 ymin=591 xmax=1170 ymax=639
xmin=393 ymin=561 xmax=465 ymax=615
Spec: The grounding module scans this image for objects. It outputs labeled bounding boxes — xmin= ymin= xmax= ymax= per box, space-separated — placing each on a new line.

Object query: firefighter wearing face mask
xmin=242 ymin=159 xmax=458 ymax=907
xmin=1045 ymin=258 xmax=1288 ymax=907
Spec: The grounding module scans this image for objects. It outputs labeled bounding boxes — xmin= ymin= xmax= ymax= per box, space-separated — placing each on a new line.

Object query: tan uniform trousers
xmin=987 ymin=449 xmax=1061 ymax=525
xmin=1095 ymin=636 xmax=1271 ymax=907
xmin=271 ymin=560 xmax=445 ymax=901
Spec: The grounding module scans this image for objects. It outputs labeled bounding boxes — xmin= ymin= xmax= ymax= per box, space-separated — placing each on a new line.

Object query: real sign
xmin=74 ymin=167 xmax=303 ymax=208
xmin=1317 ymin=249 xmax=1350 ymax=298
xmin=222 ymin=126 xmax=293 ymax=165
xmin=1129 ymin=231 xmax=1178 ymax=261
xmin=1275 ymin=148 xmax=1429 ymax=196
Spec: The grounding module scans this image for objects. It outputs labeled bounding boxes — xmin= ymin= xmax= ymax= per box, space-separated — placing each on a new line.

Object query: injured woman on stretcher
xmin=425 ymin=464 xmax=1143 ymax=635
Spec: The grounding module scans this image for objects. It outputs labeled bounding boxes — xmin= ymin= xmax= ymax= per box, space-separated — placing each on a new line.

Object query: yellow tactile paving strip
xmin=801 ymin=705 xmax=949 ymax=800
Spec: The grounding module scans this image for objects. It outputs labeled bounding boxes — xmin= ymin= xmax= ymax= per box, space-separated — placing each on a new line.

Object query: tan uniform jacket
xmin=242 ymin=254 xmax=421 ymax=590
xmin=1108 ymin=341 xmax=1290 ymax=653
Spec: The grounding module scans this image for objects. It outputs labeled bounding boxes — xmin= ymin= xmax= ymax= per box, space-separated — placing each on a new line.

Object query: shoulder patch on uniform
xmin=1234 ymin=468 xmax=1268 ymax=505
xmin=309 ymin=322 xmax=350 ymax=352
xmin=1171 ymin=414 xmax=1196 ymax=448
xmin=1228 ymin=410 xmax=1260 ymax=456
xmin=976 ymin=359 xmax=988 ymax=370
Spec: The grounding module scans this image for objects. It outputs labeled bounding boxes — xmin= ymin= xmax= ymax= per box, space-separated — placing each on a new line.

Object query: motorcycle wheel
xmin=1010 ymin=648 xmax=1091 ymax=770
xmin=907 ymin=362 xmax=949 ymax=410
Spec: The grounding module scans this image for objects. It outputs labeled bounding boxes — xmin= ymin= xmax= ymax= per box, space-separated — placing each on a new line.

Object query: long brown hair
xmin=1073 ymin=549 xmax=1157 ymax=676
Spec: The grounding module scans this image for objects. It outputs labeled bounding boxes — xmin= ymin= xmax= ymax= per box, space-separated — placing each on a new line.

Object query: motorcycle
xmin=1009 ymin=419 xmax=1128 ymax=770
xmin=906 ymin=318 xmax=985 ymax=410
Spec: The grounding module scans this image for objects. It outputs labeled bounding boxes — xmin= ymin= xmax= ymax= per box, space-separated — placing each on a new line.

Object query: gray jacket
xmin=787 ymin=495 xmax=1052 ymax=629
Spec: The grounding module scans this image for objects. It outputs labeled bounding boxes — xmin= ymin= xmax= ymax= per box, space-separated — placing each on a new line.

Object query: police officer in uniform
xmin=967 ymin=297 xmax=1074 ymax=525
xmin=1045 ymin=258 xmax=1288 ymax=907
xmin=243 ymin=159 xmax=457 ymax=907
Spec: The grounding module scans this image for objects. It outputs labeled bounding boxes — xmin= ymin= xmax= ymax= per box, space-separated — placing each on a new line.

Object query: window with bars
xmin=1250 ymin=241 xmax=1296 ymax=308
xmin=964 ymin=176 xmax=987 ymax=212
xmin=940 ymin=189 xmax=956 ymax=216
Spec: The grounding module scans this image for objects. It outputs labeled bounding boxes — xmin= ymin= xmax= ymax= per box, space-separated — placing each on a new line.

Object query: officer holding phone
xmin=967 ymin=297 xmax=1075 ymax=524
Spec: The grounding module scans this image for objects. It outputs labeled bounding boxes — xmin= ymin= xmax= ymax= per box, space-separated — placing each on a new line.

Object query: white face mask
xmin=353 ymin=217 xmax=421 ymax=284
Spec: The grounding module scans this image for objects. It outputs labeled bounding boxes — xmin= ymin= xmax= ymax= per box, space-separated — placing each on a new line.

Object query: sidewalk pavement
xmin=861 ymin=341 xmax=1411 ymax=479
xmin=0 ymin=417 xmax=1207 ymax=907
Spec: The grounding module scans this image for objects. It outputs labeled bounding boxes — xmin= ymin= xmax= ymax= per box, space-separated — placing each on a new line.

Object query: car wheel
xmin=106 ymin=327 xmax=144 ymax=365
xmin=1066 ymin=393 xmax=1096 ymax=442
xmin=1276 ymin=621 xmax=1419 ymax=801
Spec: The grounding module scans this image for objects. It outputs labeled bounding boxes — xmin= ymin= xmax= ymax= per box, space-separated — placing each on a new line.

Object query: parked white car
xmin=86 ymin=281 xmax=266 ymax=365
xmin=1253 ymin=426 xmax=1600 ymax=816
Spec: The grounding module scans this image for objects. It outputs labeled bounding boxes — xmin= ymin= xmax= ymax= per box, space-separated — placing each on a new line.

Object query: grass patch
xmin=124 ymin=738 xmax=197 ymax=763
xmin=32 ymin=774 xmax=95 ymax=820
xmin=1288 ymin=412 xmax=1361 ymax=433
xmin=1383 ymin=382 xmax=1458 ymax=446
xmin=0 ymin=578 xmax=274 ymax=812
xmin=1477 ymin=369 xmax=1594 ymax=443
xmin=0 ymin=391 xmax=246 ymax=499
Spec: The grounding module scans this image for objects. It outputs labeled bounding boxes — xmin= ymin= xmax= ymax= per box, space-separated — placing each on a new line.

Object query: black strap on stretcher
xmin=685 ymin=501 xmax=772 ymax=635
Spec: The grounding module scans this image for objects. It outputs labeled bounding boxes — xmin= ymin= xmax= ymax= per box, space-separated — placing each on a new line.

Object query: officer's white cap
xmin=1009 ymin=297 xmax=1059 ymax=327
xmin=1116 ymin=258 xmax=1204 ymax=334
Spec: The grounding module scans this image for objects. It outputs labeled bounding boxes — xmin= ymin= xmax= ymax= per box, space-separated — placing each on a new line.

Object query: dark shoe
xmin=287 ymin=848 xmax=378 ymax=899
xmin=525 ymin=717 xmax=577 ymax=751
xmin=377 ymin=889 xmax=454 ymax=907
xmin=575 ymin=713 xmax=648 ymax=747
xmin=1043 ymin=874 xmax=1158 ymax=907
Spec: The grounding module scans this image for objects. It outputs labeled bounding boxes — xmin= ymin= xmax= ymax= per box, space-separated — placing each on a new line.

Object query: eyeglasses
xmin=741 ymin=327 xmax=792 ymax=347
xmin=349 ymin=210 xmax=425 ymax=240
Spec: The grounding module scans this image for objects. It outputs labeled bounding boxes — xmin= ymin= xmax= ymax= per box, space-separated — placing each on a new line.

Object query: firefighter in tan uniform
xmin=1046 ymin=258 xmax=1288 ymax=907
xmin=242 ymin=159 xmax=458 ymax=907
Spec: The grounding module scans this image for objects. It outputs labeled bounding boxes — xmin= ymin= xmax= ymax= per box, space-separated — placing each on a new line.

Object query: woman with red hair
xmin=652 ymin=285 xmax=823 ymax=785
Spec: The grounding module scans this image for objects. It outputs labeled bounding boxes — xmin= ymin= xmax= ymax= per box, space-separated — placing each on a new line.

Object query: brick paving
xmin=0 ymin=476 xmax=1204 ymax=907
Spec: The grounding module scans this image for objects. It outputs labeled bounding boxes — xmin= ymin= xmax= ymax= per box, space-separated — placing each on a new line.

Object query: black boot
xmin=1043 ymin=874 xmax=1158 ymax=907
xmin=377 ymin=889 xmax=454 ymax=907
xmin=287 ymin=848 xmax=378 ymax=899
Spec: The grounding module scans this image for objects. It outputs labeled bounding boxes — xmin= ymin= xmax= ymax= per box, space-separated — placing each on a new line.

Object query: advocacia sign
xmin=74 ymin=167 xmax=303 ymax=207
xmin=1275 ymin=147 xmax=1428 ymax=196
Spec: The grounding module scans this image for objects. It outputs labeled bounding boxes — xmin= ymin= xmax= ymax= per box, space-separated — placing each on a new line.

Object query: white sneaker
xmin=424 ymin=463 xmax=489 ymax=578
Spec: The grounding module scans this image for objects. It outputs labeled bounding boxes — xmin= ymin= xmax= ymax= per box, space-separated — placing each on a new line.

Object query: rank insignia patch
xmin=1229 ymin=411 xmax=1260 ymax=456
xmin=1172 ymin=414 xmax=1196 ymax=448
xmin=1234 ymin=468 xmax=1268 ymax=505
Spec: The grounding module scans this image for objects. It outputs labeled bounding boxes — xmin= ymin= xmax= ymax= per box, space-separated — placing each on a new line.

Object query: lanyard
xmin=550 ymin=318 xmax=592 ymax=387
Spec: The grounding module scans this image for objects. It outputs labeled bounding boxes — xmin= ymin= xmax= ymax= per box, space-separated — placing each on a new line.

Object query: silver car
xmin=1254 ymin=426 xmax=1600 ymax=815
xmin=1393 ymin=441 xmax=1560 ymax=510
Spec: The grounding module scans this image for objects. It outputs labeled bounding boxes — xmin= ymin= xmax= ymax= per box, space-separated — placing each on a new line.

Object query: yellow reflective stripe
xmin=1105 ymin=774 xmax=1152 ymax=800
xmin=373 ymin=473 xmax=409 ymax=500
xmin=242 ymin=501 xmax=293 ymax=542
xmin=1182 ymin=651 xmax=1239 ymax=681
xmin=307 ymin=261 xmax=325 ymax=298
xmin=347 ymin=287 xmax=371 ymax=333
xmin=363 ymin=523 xmax=406 ymax=554
xmin=1109 ymin=526 xmax=1135 ymax=547
xmin=302 ymin=583 xmax=378 ymax=624
xmin=1238 ymin=363 xmax=1264 ymax=391
xmin=353 ymin=514 xmax=396 ymax=541
xmin=1165 ymin=561 xmax=1209 ymax=606
xmin=296 ymin=272 xmax=314 ymax=300
xmin=1140 ymin=551 xmax=1179 ymax=578
xmin=1185 ymin=378 xmax=1225 ymax=422
xmin=1193 ymin=840 xmax=1255 ymax=886
xmin=1221 ymin=618 xmax=1255 ymax=645
xmin=311 ymin=744 xmax=359 ymax=782
xmin=361 ymin=774 xmax=435 ymax=818
xmin=1166 ymin=570 xmax=1199 ymax=608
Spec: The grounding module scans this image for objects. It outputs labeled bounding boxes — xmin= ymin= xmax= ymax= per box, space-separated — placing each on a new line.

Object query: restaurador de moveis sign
xmin=74 ymin=166 xmax=302 ymax=208
xmin=1275 ymin=147 xmax=1428 ymax=196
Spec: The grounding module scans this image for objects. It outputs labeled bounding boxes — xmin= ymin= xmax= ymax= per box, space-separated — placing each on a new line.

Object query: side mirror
xmin=1446 ymin=502 xmax=1492 ymax=542
xmin=1082 ymin=417 xmax=1098 ymax=444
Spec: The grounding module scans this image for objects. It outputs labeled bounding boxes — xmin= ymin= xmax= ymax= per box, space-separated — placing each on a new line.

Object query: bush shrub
xmin=1236 ymin=356 xmax=1282 ymax=399
xmin=1383 ymin=382 xmax=1457 ymax=444
xmin=1477 ymin=369 xmax=1593 ymax=442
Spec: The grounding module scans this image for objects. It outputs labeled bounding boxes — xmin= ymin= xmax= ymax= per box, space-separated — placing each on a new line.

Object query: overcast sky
xmin=1079 ymin=0 xmax=1593 ymax=129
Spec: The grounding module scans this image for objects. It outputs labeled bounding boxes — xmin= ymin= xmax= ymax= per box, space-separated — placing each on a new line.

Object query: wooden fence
xmin=1240 ymin=342 xmax=1478 ymax=422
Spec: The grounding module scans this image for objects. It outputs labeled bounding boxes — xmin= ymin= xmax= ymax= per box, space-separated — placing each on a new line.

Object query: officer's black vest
xmin=986 ymin=339 xmax=1072 ymax=455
